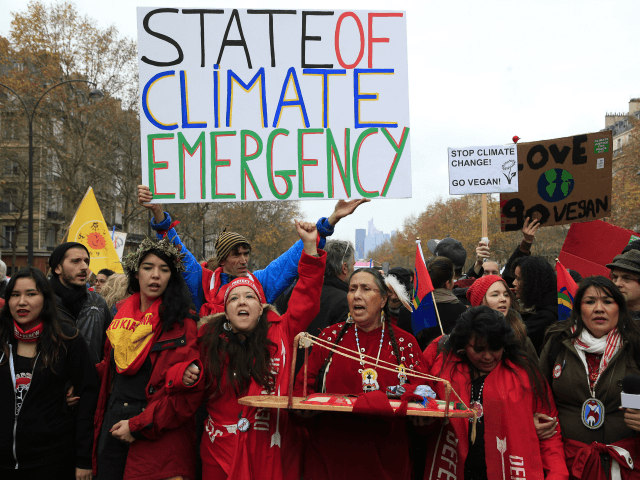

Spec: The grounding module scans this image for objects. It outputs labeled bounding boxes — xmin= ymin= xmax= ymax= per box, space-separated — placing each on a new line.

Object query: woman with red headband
xmin=198 ymin=220 xmax=325 ymax=479
xmin=0 ymin=268 xmax=98 ymax=480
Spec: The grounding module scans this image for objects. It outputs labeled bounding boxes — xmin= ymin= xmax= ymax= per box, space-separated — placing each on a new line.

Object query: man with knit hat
xmin=137 ymin=185 xmax=368 ymax=316
xmin=607 ymin=249 xmax=640 ymax=320
xmin=48 ymin=242 xmax=112 ymax=364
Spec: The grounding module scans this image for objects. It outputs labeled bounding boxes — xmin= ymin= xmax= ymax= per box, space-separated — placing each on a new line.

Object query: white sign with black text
xmin=447 ymin=145 xmax=518 ymax=195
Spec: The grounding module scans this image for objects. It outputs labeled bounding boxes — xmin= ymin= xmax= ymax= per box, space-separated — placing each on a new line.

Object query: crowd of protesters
xmin=1 ymin=186 xmax=640 ymax=480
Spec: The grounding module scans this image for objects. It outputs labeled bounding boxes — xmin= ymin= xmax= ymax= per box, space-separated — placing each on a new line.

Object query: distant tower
xmin=355 ymin=229 xmax=366 ymax=260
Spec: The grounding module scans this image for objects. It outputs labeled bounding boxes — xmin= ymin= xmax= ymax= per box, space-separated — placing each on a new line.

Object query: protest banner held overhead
xmin=137 ymin=8 xmax=411 ymax=203
xmin=447 ymin=145 xmax=518 ymax=195
xmin=500 ymin=131 xmax=613 ymax=231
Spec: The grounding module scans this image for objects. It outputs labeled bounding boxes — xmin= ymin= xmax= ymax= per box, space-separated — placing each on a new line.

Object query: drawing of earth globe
xmin=537 ymin=168 xmax=575 ymax=203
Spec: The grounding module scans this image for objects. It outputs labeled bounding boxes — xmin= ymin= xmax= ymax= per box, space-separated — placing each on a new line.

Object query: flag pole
xmin=417 ymin=237 xmax=444 ymax=335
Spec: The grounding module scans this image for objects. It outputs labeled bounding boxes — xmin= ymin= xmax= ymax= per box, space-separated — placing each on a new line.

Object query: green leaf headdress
xmin=121 ymin=237 xmax=186 ymax=275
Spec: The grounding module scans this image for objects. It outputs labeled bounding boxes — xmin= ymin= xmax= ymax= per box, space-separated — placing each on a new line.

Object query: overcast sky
xmin=2 ymin=0 xmax=638 ymax=244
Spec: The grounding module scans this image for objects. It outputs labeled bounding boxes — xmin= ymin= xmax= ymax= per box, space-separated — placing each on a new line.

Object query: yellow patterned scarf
xmin=106 ymin=293 xmax=163 ymax=375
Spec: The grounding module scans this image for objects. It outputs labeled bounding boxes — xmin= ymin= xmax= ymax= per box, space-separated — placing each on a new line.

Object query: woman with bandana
xmin=92 ymin=237 xmax=204 ymax=480
xmin=0 ymin=268 xmax=98 ymax=480
xmin=197 ymin=220 xmax=325 ymax=479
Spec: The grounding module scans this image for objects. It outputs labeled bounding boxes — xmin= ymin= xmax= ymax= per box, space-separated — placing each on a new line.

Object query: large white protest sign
xmin=447 ymin=145 xmax=518 ymax=195
xmin=137 ymin=8 xmax=411 ymax=203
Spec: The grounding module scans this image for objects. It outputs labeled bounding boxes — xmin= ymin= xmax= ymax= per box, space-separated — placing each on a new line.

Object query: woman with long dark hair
xmin=540 ymin=276 xmax=640 ymax=480
xmin=512 ymin=256 xmax=558 ymax=353
xmin=0 ymin=268 xmax=98 ymax=480
xmin=294 ymin=267 xmax=427 ymax=480
xmin=198 ymin=220 xmax=325 ymax=479
xmin=423 ymin=306 xmax=567 ymax=480
xmin=92 ymin=237 xmax=203 ymax=480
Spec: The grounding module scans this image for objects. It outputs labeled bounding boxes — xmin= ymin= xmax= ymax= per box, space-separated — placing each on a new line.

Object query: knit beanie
xmin=224 ymin=277 xmax=265 ymax=306
xmin=48 ymin=242 xmax=90 ymax=273
xmin=466 ymin=275 xmax=505 ymax=307
xmin=215 ymin=231 xmax=250 ymax=263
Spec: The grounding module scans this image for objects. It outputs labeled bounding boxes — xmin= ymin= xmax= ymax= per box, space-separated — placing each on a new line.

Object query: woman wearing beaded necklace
xmin=0 ymin=268 xmax=98 ymax=480
xmin=294 ymin=267 xmax=426 ymax=480
xmin=539 ymin=276 xmax=640 ymax=480
xmin=423 ymin=306 xmax=567 ymax=480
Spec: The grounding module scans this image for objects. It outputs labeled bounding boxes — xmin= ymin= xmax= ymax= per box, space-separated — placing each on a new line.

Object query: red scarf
xmin=564 ymin=437 xmax=639 ymax=480
xmin=106 ymin=293 xmax=163 ymax=375
xmin=425 ymin=358 xmax=566 ymax=480
xmin=13 ymin=319 xmax=43 ymax=342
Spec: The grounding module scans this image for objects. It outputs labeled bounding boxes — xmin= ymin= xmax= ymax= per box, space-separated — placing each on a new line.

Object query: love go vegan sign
xmin=137 ymin=8 xmax=411 ymax=202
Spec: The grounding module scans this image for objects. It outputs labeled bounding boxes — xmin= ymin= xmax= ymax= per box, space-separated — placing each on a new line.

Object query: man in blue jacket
xmin=137 ymin=185 xmax=368 ymax=315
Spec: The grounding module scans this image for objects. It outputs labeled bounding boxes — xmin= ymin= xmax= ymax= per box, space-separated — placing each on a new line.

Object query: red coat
xmin=200 ymin=250 xmax=326 ymax=480
xmin=92 ymin=311 xmax=203 ymax=480
xmin=294 ymin=322 xmax=427 ymax=480
xmin=423 ymin=337 xmax=568 ymax=480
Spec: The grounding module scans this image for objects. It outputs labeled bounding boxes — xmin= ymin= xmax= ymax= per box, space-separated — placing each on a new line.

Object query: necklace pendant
xmin=362 ymin=368 xmax=380 ymax=392
xmin=237 ymin=417 xmax=250 ymax=432
xmin=469 ymin=401 xmax=484 ymax=421
xmin=398 ymin=363 xmax=408 ymax=385
xmin=582 ymin=398 xmax=605 ymax=429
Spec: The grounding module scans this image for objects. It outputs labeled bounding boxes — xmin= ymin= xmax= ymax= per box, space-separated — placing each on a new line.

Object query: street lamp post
xmin=0 ymin=80 xmax=103 ymax=267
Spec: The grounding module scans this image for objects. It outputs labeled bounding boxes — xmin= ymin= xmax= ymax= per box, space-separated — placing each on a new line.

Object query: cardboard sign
xmin=500 ymin=131 xmax=612 ymax=231
xmin=558 ymin=220 xmax=639 ymax=278
xmin=136 ymin=8 xmax=411 ymax=203
xmin=447 ymin=145 xmax=518 ymax=194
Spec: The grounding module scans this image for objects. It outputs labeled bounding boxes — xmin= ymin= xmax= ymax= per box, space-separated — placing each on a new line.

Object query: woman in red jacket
xmin=424 ymin=306 xmax=568 ymax=480
xmin=293 ymin=267 xmax=427 ymax=480
xmin=93 ymin=237 xmax=203 ymax=480
xmin=198 ymin=220 xmax=325 ymax=480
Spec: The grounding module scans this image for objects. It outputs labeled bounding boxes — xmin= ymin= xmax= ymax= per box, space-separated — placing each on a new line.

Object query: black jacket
xmin=0 ymin=323 xmax=99 ymax=470
xmin=521 ymin=291 xmax=558 ymax=354
xmin=55 ymin=290 xmax=112 ymax=365
xmin=416 ymin=302 xmax=467 ymax=350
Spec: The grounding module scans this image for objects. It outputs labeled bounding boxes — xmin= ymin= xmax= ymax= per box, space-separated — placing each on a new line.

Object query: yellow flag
xmin=66 ymin=187 xmax=124 ymax=273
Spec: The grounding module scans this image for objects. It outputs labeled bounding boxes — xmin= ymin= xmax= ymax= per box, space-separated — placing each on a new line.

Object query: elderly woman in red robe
xmin=294 ymin=267 xmax=427 ymax=480
xmin=197 ymin=220 xmax=325 ymax=480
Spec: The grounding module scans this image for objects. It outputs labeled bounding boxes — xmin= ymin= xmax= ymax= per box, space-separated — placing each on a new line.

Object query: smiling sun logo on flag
xmin=66 ymin=187 xmax=123 ymax=273
xmin=76 ymin=221 xmax=110 ymax=260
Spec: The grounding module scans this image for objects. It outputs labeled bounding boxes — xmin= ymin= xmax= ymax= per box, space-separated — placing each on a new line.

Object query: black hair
xmin=0 ymin=268 xmax=75 ymax=371
xmin=512 ymin=256 xmax=556 ymax=309
xmin=314 ymin=268 xmax=402 ymax=392
xmin=427 ymin=256 xmax=455 ymax=289
xmin=545 ymin=276 xmax=640 ymax=351
xmin=201 ymin=312 xmax=277 ymax=396
xmin=441 ymin=306 xmax=550 ymax=409
xmin=127 ymin=249 xmax=197 ymax=331
xmin=97 ymin=269 xmax=115 ymax=277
